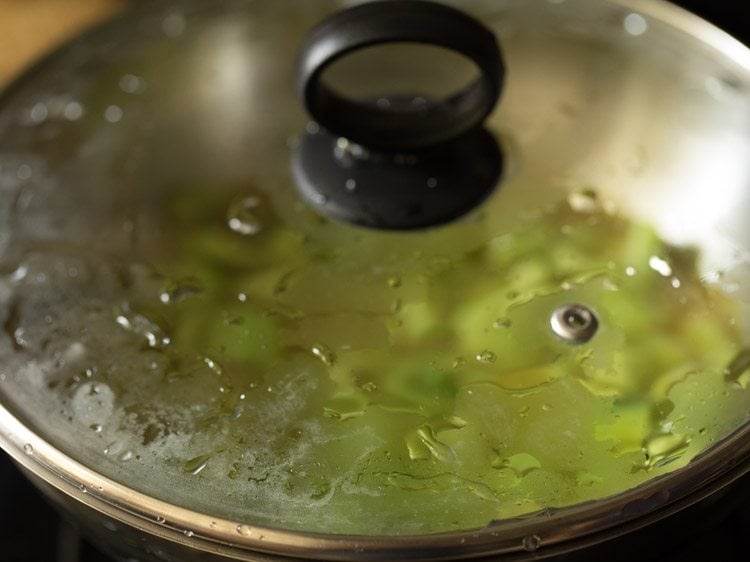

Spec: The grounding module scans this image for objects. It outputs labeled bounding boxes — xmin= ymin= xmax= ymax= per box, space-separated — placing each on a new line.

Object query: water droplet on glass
xmin=387 ymin=275 xmax=402 ymax=288
xmin=476 ymin=350 xmax=497 ymax=364
xmin=522 ymin=534 xmax=541 ymax=552
xmin=311 ymin=343 xmax=336 ymax=366
xmin=183 ymin=530 xmax=194 ymax=538
xmin=155 ymin=516 xmax=166 ymax=524
xmin=227 ymin=196 xmax=263 ymax=236
xmin=643 ymin=432 xmax=689 ymax=469
xmin=5 ymin=267 xmax=24 ymax=286
xmin=115 ymin=305 xmax=171 ymax=349
xmin=670 ymin=277 xmax=682 ymax=289
xmin=625 ymin=266 xmax=637 ymax=277
xmin=493 ymin=318 xmax=512 ymax=330
xmin=104 ymin=441 xmax=123 ymax=456
xmin=236 ymin=524 xmax=253 ymax=537
xmin=159 ymin=278 xmax=203 ymax=304
xmin=23 ymin=444 xmax=33 ymax=455
xmin=202 ymin=356 xmax=224 ymax=375
xmin=183 ymin=454 xmax=210 ymax=475
xmin=79 ymin=484 xmax=88 ymax=494
xmin=724 ymin=349 xmax=750 ymax=389
xmin=345 ymin=179 xmax=357 ymax=191
xmin=494 ymin=452 xmax=541 ymax=476
xmin=623 ymin=13 xmax=648 ymax=36
xmin=104 ymin=105 xmax=123 ymax=123
xmin=648 ymin=256 xmax=673 ymax=277
xmin=427 ymin=177 xmax=438 ymax=189
xmin=567 ymin=188 xmax=601 ymax=213
xmin=324 ymin=395 xmax=365 ymax=421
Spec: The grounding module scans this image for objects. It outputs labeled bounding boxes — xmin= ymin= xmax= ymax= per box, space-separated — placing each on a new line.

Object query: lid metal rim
xmin=1 ymin=0 xmax=750 ymax=559
xmin=1 ymin=403 xmax=749 ymax=561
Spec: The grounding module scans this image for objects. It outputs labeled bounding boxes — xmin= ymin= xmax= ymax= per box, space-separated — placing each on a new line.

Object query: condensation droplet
xmin=648 ymin=256 xmax=673 ymax=277
xmin=104 ymin=441 xmax=123 ymax=456
xmin=311 ymin=343 xmax=336 ymax=367
xmin=159 ymin=278 xmax=204 ymax=304
xmin=493 ymin=318 xmax=512 ymax=330
xmin=184 ymin=530 xmax=194 ymax=538
xmin=227 ymin=196 xmax=264 ymax=236
xmin=476 ymin=350 xmax=497 ymax=364
xmin=115 ymin=306 xmax=171 ymax=349
xmin=387 ymin=275 xmax=402 ymax=288
xmin=345 ymin=179 xmax=357 ymax=191
xmin=202 ymin=356 xmax=224 ymax=375
xmin=23 ymin=444 xmax=33 ymax=455
xmin=236 ymin=524 xmax=253 ymax=537
xmin=522 ymin=534 xmax=541 ymax=552
xmin=183 ymin=454 xmax=210 ymax=475
xmin=567 ymin=188 xmax=601 ymax=213
xmin=156 ymin=516 xmax=166 ymax=524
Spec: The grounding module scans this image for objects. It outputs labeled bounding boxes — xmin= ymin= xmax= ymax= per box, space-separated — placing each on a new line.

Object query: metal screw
xmin=550 ymin=304 xmax=598 ymax=344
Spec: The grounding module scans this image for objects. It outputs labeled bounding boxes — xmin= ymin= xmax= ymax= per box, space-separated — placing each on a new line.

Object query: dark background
xmin=1 ymin=1 xmax=748 ymax=561
xmin=676 ymin=0 xmax=748 ymax=45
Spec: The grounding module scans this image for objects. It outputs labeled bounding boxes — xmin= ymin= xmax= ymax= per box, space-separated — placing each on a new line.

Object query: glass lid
xmin=1 ymin=0 xmax=749 ymax=547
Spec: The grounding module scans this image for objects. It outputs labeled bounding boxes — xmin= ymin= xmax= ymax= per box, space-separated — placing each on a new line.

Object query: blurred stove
xmin=0 ymin=1 xmax=748 ymax=561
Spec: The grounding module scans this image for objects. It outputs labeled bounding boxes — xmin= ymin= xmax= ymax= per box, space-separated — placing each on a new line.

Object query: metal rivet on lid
xmin=550 ymin=304 xmax=598 ymax=344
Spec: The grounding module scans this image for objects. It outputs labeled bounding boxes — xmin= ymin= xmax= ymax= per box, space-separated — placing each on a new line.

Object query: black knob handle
xmin=297 ymin=0 xmax=505 ymax=151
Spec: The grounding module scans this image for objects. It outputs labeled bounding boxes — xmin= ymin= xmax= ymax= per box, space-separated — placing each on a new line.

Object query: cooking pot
xmin=1 ymin=0 xmax=749 ymax=560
